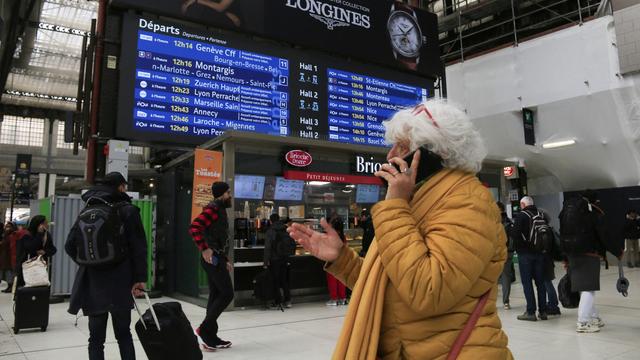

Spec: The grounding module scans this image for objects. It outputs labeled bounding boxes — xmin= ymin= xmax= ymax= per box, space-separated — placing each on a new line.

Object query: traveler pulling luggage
xmin=134 ymin=292 xmax=202 ymax=359
xmin=13 ymin=285 xmax=50 ymax=333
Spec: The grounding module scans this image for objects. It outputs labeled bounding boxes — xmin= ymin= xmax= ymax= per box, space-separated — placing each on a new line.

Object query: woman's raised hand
xmin=288 ymin=219 xmax=344 ymax=262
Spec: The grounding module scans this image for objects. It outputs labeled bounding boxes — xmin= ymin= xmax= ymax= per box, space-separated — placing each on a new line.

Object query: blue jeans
xmin=545 ymin=280 xmax=560 ymax=311
xmin=518 ymin=252 xmax=548 ymax=315
xmin=88 ymin=310 xmax=135 ymax=360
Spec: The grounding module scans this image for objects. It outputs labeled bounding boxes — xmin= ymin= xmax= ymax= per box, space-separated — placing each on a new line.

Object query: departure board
xmin=117 ymin=15 xmax=433 ymax=147
xmin=326 ymin=69 xmax=427 ymax=147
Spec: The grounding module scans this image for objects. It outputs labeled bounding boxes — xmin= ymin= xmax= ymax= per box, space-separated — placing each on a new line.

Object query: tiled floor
xmin=1 ymin=266 xmax=638 ymax=359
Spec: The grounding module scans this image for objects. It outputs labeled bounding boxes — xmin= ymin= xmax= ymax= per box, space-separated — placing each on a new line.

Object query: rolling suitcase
xmin=134 ymin=292 xmax=202 ymax=360
xmin=13 ymin=285 xmax=50 ymax=334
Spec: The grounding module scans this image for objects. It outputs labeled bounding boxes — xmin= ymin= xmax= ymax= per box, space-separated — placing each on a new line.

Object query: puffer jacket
xmin=327 ymin=169 xmax=512 ymax=359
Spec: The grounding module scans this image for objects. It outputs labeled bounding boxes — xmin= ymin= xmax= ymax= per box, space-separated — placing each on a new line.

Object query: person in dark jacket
xmin=562 ymin=190 xmax=623 ymax=333
xmin=511 ymin=196 xmax=548 ymax=321
xmin=189 ymin=181 xmax=234 ymax=351
xmin=1 ymin=222 xmax=18 ymax=293
xmin=358 ymin=210 xmax=374 ymax=257
xmin=497 ymin=202 xmax=514 ymax=310
xmin=16 ymin=215 xmax=57 ymax=286
xmin=66 ymin=172 xmax=147 ymax=360
xmin=623 ymin=209 xmax=640 ymax=268
xmin=0 ymin=222 xmax=11 ymax=290
xmin=264 ymin=213 xmax=292 ymax=309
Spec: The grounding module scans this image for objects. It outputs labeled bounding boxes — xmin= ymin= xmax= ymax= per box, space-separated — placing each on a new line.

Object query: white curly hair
xmin=383 ymin=98 xmax=487 ymax=174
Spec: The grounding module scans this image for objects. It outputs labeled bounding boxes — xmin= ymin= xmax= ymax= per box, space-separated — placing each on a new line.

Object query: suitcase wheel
xmin=41 ymin=326 xmax=47 ymax=332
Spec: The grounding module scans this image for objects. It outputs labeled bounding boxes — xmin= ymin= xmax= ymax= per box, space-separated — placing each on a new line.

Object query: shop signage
xmin=15 ymin=154 xmax=32 ymax=179
xmin=285 ymin=150 xmax=313 ymax=167
xmin=191 ymin=149 xmax=223 ymax=221
xmin=503 ymin=166 xmax=514 ymax=177
xmin=111 ymin=0 xmax=441 ymax=77
xmin=354 ymin=155 xmax=385 ymax=175
xmin=284 ymin=170 xmax=383 ymax=185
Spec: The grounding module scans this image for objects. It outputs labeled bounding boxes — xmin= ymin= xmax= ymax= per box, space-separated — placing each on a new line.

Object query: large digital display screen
xmin=356 ymin=184 xmax=380 ymax=204
xmin=274 ymin=177 xmax=305 ymax=201
xmin=118 ymin=15 xmax=432 ymax=147
xmin=233 ymin=175 xmax=266 ymax=199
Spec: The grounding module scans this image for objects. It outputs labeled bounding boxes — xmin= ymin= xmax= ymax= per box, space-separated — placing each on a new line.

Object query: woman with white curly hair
xmin=289 ymin=99 xmax=512 ymax=359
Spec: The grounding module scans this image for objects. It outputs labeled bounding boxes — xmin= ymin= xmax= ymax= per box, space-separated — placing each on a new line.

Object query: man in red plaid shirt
xmin=189 ymin=181 xmax=234 ymax=351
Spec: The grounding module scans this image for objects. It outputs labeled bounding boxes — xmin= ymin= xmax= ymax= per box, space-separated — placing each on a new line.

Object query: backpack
xmin=69 ymin=198 xmax=128 ymax=267
xmin=559 ymin=197 xmax=591 ymax=255
xmin=522 ymin=210 xmax=553 ymax=253
xmin=557 ymin=273 xmax=580 ymax=308
xmin=274 ymin=229 xmax=296 ymax=258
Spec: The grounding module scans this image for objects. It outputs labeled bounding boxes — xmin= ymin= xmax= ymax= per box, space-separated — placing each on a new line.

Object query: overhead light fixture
xmin=308 ymin=181 xmax=330 ymax=186
xmin=342 ymin=189 xmax=353 ymax=193
xmin=346 ymin=184 xmax=356 ymax=188
xmin=542 ymin=139 xmax=576 ymax=149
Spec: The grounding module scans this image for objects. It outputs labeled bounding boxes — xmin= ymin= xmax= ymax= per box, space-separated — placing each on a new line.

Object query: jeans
xmin=518 ymin=252 xmax=547 ymax=315
xmin=500 ymin=252 xmax=514 ymax=305
xmin=269 ymin=259 xmax=291 ymax=304
xmin=625 ymin=239 xmax=639 ymax=266
xmin=200 ymin=257 xmax=234 ymax=345
xmin=88 ymin=310 xmax=135 ymax=360
xmin=545 ymin=279 xmax=560 ymax=311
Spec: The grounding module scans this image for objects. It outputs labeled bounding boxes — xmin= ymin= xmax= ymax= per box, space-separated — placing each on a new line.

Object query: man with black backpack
xmin=559 ymin=190 xmax=623 ymax=333
xmin=66 ymin=172 xmax=147 ymax=360
xmin=512 ymin=196 xmax=551 ymax=322
xmin=264 ymin=214 xmax=295 ymax=309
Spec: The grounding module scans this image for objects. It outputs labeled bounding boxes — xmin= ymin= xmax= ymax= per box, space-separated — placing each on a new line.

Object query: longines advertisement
xmin=110 ymin=0 xmax=441 ymax=77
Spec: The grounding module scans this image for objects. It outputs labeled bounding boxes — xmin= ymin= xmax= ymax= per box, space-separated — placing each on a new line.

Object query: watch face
xmin=387 ymin=12 xmax=422 ymax=58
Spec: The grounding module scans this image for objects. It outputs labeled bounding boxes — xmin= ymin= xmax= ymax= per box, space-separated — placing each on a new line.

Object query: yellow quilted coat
xmin=327 ymin=169 xmax=513 ymax=359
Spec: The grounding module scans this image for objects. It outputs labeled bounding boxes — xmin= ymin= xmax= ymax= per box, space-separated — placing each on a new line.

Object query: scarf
xmin=332 ymin=238 xmax=387 ymax=360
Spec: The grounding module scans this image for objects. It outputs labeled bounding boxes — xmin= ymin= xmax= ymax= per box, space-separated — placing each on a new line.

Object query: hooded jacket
xmin=66 ymin=185 xmax=147 ymax=316
xmin=326 ymin=169 xmax=511 ymax=359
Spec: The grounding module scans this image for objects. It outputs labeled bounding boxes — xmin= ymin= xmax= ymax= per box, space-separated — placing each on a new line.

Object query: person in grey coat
xmin=66 ymin=173 xmax=147 ymax=360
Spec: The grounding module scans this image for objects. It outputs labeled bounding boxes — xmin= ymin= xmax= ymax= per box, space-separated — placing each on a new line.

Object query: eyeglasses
xmin=412 ymin=104 xmax=440 ymax=129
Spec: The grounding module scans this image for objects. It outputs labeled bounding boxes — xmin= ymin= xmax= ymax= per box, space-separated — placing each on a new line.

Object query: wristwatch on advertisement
xmin=387 ymin=1 xmax=425 ymax=71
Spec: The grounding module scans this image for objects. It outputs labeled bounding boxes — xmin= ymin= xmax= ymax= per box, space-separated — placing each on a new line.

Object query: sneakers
xmin=538 ymin=312 xmax=548 ymax=321
xmin=590 ymin=317 xmax=605 ymax=328
xmin=517 ymin=312 xmax=537 ymax=321
xmin=326 ymin=300 xmax=338 ymax=306
xmin=284 ymin=301 xmax=292 ymax=309
xmin=576 ymin=322 xmax=600 ymax=333
xmin=504 ymin=303 xmax=511 ymax=310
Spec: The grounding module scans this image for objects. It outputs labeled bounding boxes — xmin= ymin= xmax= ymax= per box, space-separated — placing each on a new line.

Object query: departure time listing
xmin=326 ymin=68 xmax=428 ymax=147
xmin=132 ymin=23 xmax=290 ymax=138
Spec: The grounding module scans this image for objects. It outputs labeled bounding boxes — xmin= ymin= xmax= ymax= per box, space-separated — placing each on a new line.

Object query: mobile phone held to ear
xmin=381 ymin=146 xmax=444 ymax=187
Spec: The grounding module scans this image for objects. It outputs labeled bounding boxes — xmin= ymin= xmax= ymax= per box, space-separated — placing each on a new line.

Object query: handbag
xmin=22 ymin=255 xmax=50 ymax=287
xmin=446 ymin=291 xmax=490 ymax=360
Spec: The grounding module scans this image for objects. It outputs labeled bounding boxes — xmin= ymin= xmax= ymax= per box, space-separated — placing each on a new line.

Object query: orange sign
xmin=191 ymin=149 xmax=223 ymax=221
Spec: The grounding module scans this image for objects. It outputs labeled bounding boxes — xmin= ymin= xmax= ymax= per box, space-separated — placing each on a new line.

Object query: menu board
xmin=356 ymin=184 xmax=380 ymax=204
xmin=274 ymin=177 xmax=304 ymax=201
xmin=118 ymin=15 xmax=432 ymax=147
xmin=233 ymin=175 xmax=266 ymax=199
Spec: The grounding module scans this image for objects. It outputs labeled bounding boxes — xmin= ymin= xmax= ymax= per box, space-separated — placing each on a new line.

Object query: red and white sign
xmin=285 ymin=150 xmax=313 ymax=167
xmin=503 ymin=166 xmax=516 ymax=178
xmin=284 ymin=170 xmax=383 ymax=185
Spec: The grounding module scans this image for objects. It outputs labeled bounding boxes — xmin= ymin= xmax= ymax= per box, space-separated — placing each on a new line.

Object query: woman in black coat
xmin=16 ymin=215 xmax=57 ymax=286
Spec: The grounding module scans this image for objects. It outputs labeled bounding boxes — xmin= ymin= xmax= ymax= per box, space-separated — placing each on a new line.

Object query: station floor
xmin=1 ymin=266 xmax=638 ymax=360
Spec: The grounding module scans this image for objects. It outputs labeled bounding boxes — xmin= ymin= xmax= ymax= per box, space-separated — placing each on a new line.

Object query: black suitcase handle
xmin=133 ymin=291 xmax=161 ymax=332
